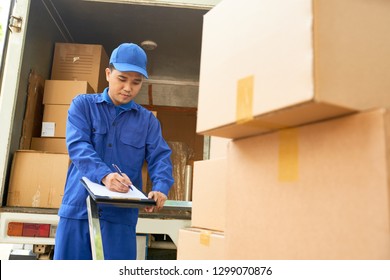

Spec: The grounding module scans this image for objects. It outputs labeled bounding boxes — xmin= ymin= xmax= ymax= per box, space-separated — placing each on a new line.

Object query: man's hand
xmin=102 ymin=172 xmax=132 ymax=193
xmin=144 ymin=191 xmax=167 ymax=212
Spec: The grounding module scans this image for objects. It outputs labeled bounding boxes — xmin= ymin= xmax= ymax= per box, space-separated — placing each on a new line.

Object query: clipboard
xmin=81 ymin=176 xmax=156 ymax=208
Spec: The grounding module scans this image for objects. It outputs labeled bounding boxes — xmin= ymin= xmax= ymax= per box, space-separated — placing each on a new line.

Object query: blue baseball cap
xmin=109 ymin=43 xmax=148 ymax=78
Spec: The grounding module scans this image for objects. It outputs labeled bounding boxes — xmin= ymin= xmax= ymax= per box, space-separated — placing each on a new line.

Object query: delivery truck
xmin=0 ymin=0 xmax=219 ymax=259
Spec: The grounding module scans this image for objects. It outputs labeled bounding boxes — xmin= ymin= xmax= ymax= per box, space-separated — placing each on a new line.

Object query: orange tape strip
xmin=278 ymin=129 xmax=299 ymax=182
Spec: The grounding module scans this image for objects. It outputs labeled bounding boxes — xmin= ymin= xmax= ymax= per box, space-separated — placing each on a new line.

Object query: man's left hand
xmin=145 ymin=191 xmax=167 ymax=212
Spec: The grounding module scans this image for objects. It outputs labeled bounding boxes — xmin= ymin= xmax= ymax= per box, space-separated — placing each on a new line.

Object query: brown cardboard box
xmin=209 ymin=137 xmax=230 ymax=159
xmin=225 ymin=109 xmax=390 ymax=259
xmin=43 ymin=80 xmax=94 ymax=105
xmin=192 ymin=159 xmax=227 ymax=232
xmin=31 ymin=137 xmax=67 ymax=154
xmin=177 ymin=228 xmax=226 ymax=260
xmin=197 ymin=0 xmax=390 ymax=139
xmin=19 ymin=70 xmax=45 ymax=149
xmin=41 ymin=104 xmax=69 ymax=138
xmin=7 ymin=150 xmax=69 ymax=208
xmin=51 ymin=43 xmax=109 ymax=92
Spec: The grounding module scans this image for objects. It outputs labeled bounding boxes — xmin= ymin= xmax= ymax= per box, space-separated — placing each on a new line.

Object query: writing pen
xmin=112 ymin=163 xmax=133 ymax=190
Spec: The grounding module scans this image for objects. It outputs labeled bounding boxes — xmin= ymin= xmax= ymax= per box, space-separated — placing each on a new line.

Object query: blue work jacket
xmin=58 ymin=89 xmax=174 ymax=225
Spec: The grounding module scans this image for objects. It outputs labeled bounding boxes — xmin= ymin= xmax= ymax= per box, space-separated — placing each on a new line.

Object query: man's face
xmin=105 ymin=67 xmax=143 ymax=106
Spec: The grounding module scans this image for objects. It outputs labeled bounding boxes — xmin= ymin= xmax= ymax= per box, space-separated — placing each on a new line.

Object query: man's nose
xmin=123 ymin=82 xmax=132 ymax=93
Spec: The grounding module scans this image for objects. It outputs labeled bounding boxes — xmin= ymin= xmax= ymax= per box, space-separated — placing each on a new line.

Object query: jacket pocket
xmin=91 ymin=124 xmax=107 ymax=156
xmin=119 ymin=130 xmax=146 ymax=165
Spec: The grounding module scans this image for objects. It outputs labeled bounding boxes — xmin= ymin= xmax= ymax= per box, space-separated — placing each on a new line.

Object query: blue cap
xmin=109 ymin=43 xmax=148 ymax=78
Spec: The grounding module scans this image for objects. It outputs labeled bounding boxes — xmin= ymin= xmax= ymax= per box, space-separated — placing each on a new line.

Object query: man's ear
xmin=105 ymin=67 xmax=111 ymax=82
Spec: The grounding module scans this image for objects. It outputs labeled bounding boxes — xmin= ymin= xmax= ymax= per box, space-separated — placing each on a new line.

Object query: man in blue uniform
xmin=54 ymin=43 xmax=174 ymax=260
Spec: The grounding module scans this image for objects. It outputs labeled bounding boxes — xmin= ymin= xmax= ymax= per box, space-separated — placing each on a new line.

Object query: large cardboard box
xmin=41 ymin=105 xmax=69 ymax=138
xmin=177 ymin=228 xmax=226 ymax=260
xmin=225 ymin=109 xmax=390 ymax=259
xmin=31 ymin=137 xmax=67 ymax=154
xmin=192 ymin=159 xmax=227 ymax=232
xmin=7 ymin=150 xmax=69 ymax=208
xmin=197 ymin=0 xmax=390 ymax=139
xmin=43 ymin=80 xmax=94 ymax=105
xmin=51 ymin=43 xmax=109 ymax=92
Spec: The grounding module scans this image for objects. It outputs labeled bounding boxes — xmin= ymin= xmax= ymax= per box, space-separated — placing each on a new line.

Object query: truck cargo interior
xmin=15 ymin=0 xmax=208 ymax=160
xmin=9 ymin=0 xmax=209 ymax=193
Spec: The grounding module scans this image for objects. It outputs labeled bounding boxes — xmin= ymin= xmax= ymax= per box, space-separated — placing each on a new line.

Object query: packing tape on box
xmin=236 ymin=75 xmax=298 ymax=180
xmin=278 ymin=128 xmax=299 ymax=182
xmin=236 ymin=75 xmax=286 ymax=131
xmin=236 ymin=75 xmax=254 ymax=123
xmin=199 ymin=230 xmax=211 ymax=246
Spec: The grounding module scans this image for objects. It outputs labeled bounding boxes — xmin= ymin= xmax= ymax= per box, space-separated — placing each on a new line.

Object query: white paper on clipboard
xmin=82 ymin=176 xmax=147 ymax=200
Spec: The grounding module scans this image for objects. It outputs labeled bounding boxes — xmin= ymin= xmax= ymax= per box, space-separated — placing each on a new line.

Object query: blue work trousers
xmin=53 ymin=217 xmax=137 ymax=260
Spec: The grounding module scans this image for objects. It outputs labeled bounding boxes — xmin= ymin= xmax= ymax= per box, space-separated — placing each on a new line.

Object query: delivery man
xmin=54 ymin=42 xmax=174 ymax=260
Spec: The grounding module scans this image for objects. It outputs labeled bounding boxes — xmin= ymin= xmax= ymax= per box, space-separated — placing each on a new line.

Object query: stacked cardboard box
xmin=7 ymin=43 xmax=107 ymax=209
xmin=40 ymin=43 xmax=107 ymax=142
xmin=51 ymin=43 xmax=109 ymax=93
xmin=196 ymin=0 xmax=390 ymax=139
xmin=177 ymin=135 xmax=229 ymax=259
xmin=7 ymin=150 xmax=70 ymax=208
xmin=30 ymin=137 xmax=68 ymax=154
xmin=177 ymin=0 xmax=390 ymax=259
xmin=226 ymin=109 xmax=390 ymax=259
xmin=177 ymin=157 xmax=227 ymax=259
xmin=40 ymin=80 xmax=94 ymax=140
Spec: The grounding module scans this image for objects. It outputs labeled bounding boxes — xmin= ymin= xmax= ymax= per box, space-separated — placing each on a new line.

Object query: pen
xmin=112 ymin=163 xmax=133 ymax=190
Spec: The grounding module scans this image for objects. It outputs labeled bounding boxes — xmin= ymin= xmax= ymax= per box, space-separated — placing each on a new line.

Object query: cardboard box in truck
xmin=7 ymin=150 xmax=69 ymax=208
xmin=31 ymin=137 xmax=67 ymax=154
xmin=51 ymin=43 xmax=109 ymax=93
xmin=43 ymin=80 xmax=94 ymax=105
xmin=41 ymin=105 xmax=69 ymax=138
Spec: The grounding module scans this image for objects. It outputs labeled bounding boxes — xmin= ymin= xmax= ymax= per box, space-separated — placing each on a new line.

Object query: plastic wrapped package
xmin=169 ymin=141 xmax=194 ymax=200
xmin=144 ymin=141 xmax=194 ymax=200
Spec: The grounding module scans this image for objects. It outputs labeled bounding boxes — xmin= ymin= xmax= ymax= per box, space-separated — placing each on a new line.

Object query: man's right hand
xmin=102 ymin=172 xmax=132 ymax=193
